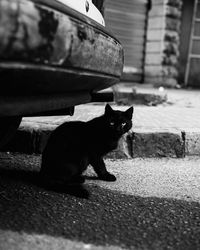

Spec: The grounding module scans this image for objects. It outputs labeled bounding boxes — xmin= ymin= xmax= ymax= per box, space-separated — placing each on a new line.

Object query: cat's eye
xmin=122 ymin=122 xmax=126 ymax=127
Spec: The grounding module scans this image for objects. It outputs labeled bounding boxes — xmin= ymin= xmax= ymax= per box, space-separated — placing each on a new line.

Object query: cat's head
xmin=104 ymin=104 xmax=134 ymax=136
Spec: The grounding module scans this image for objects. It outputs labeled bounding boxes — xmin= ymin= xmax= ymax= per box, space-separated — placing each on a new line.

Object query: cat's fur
xmin=40 ymin=104 xmax=133 ymax=197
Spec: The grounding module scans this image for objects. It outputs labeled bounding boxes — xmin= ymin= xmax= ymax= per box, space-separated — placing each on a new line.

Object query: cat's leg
xmin=67 ymin=156 xmax=89 ymax=184
xmin=70 ymin=175 xmax=85 ymax=184
xmin=90 ymin=156 xmax=116 ymax=181
xmin=60 ymin=161 xmax=87 ymax=185
xmin=40 ymin=160 xmax=81 ymax=186
xmin=62 ymin=163 xmax=89 ymax=198
xmin=40 ymin=163 xmax=89 ymax=198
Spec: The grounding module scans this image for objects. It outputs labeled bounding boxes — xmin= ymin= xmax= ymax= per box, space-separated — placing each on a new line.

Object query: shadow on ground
xmin=0 ymin=165 xmax=200 ymax=250
xmin=0 ymin=151 xmax=200 ymax=249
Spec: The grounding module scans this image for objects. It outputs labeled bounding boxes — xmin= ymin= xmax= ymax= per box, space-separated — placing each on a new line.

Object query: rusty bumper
xmin=0 ymin=0 xmax=124 ymax=93
xmin=0 ymin=0 xmax=123 ymax=116
xmin=0 ymin=0 xmax=123 ymax=115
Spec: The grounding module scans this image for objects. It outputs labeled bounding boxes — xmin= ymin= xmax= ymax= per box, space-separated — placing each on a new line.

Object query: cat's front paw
xmin=99 ymin=173 xmax=116 ymax=182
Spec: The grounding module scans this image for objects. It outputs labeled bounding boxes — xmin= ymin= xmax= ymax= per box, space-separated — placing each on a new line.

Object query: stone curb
xmin=2 ymin=126 xmax=200 ymax=158
xmin=108 ymin=131 xmax=185 ymax=159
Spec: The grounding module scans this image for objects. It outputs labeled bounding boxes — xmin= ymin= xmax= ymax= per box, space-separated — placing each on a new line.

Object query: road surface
xmin=0 ymin=152 xmax=200 ymax=250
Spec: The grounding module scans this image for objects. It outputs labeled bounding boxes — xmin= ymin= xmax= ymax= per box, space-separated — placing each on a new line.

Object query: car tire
xmin=0 ymin=117 xmax=22 ymax=149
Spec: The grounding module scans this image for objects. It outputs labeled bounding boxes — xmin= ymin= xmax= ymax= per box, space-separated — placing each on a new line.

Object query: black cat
xmin=40 ymin=104 xmax=133 ymax=197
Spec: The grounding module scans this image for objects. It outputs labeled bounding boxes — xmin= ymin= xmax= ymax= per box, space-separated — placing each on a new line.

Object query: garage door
xmin=104 ymin=0 xmax=148 ymax=82
xmin=183 ymin=0 xmax=200 ymax=87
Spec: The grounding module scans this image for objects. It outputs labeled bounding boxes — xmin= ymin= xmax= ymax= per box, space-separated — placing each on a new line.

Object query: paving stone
xmin=132 ymin=132 xmax=185 ymax=158
xmin=185 ymin=132 xmax=200 ymax=156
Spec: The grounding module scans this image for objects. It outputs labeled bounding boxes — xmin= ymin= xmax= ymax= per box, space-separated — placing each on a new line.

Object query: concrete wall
xmin=144 ymin=0 xmax=183 ymax=87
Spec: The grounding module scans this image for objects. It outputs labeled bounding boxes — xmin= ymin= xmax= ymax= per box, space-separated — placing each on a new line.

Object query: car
xmin=0 ymin=0 xmax=124 ymax=148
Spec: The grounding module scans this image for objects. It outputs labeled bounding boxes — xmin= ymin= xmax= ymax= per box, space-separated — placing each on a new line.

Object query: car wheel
xmin=0 ymin=117 xmax=22 ymax=149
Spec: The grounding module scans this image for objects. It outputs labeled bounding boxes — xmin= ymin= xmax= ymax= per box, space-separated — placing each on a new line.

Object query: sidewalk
xmin=3 ymin=85 xmax=200 ymax=158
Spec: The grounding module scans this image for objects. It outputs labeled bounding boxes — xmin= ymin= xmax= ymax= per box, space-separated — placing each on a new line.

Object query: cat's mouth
xmin=115 ymin=128 xmax=127 ymax=136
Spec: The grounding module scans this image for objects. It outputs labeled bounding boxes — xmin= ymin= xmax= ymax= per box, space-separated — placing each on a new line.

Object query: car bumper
xmin=0 ymin=0 xmax=123 ymax=116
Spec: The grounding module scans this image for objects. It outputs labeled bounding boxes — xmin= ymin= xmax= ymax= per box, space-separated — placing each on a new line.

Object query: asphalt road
xmin=0 ymin=152 xmax=200 ymax=250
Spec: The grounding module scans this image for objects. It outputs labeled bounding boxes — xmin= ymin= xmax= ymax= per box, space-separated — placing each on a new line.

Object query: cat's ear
xmin=105 ymin=104 xmax=113 ymax=115
xmin=124 ymin=106 xmax=134 ymax=119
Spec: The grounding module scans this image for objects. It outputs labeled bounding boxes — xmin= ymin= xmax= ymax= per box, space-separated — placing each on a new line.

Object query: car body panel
xmin=55 ymin=0 xmax=105 ymax=26
xmin=0 ymin=0 xmax=124 ymax=116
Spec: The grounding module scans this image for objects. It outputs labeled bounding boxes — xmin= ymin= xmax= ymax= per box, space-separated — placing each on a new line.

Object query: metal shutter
xmin=104 ymin=0 xmax=148 ymax=82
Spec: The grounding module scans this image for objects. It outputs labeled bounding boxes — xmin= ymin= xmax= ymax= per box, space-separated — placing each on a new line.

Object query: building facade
xmin=104 ymin=0 xmax=200 ymax=88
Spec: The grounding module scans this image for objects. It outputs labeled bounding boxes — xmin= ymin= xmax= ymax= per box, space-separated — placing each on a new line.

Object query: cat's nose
xmin=117 ymin=126 xmax=124 ymax=132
